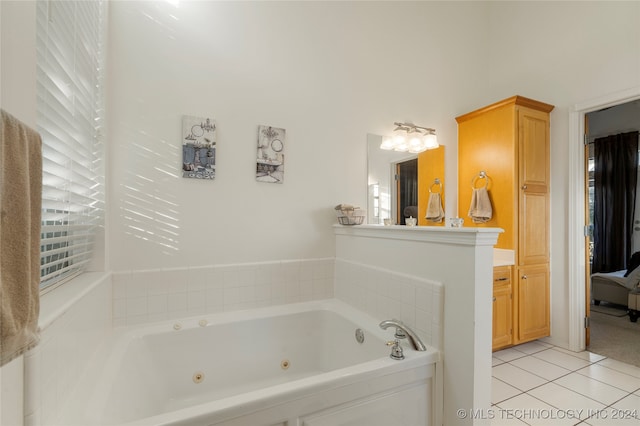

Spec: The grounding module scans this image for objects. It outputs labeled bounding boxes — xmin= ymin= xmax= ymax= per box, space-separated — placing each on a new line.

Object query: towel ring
xmin=471 ymin=171 xmax=490 ymax=189
xmin=429 ymin=178 xmax=443 ymax=194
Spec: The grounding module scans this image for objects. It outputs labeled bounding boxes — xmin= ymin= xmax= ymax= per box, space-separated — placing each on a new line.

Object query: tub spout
xmin=379 ymin=319 xmax=427 ymax=351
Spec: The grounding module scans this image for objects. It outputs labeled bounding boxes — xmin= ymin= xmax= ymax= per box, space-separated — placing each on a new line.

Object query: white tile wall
xmin=0 ymin=357 xmax=24 ymax=426
xmin=24 ymin=273 xmax=112 ymax=426
xmin=112 ymin=258 xmax=335 ymax=326
xmin=334 ymin=259 xmax=444 ymax=350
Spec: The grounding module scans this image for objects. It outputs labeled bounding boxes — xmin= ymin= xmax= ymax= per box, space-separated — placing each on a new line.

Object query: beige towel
xmin=1 ymin=109 xmax=42 ymax=367
xmin=425 ymin=193 xmax=444 ymax=223
xmin=468 ymin=187 xmax=492 ymax=224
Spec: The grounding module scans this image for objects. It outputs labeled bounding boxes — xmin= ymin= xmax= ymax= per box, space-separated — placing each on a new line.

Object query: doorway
xmin=395 ymin=158 xmax=418 ymax=225
xmin=584 ymin=100 xmax=640 ymax=350
xmin=568 ymin=86 xmax=640 ymax=352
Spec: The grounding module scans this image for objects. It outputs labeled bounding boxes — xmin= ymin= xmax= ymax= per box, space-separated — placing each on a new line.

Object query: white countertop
xmin=334 ymin=224 xmax=503 ymax=246
xmin=494 ymin=248 xmax=515 ymax=266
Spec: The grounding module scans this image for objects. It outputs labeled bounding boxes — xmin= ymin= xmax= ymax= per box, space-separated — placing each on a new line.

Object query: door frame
xmin=568 ymin=86 xmax=640 ymax=351
xmin=390 ymin=155 xmax=417 ymax=225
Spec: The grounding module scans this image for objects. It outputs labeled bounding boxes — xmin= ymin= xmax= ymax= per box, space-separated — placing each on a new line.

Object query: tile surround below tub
xmin=112 ymin=258 xmax=335 ymax=326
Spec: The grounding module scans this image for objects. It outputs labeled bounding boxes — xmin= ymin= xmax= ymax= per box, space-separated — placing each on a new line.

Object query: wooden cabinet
xmin=492 ymin=266 xmax=513 ymax=350
xmin=518 ymin=107 xmax=550 ymax=266
xmin=518 ymin=264 xmax=550 ymax=342
xmin=456 ymin=96 xmax=554 ymax=350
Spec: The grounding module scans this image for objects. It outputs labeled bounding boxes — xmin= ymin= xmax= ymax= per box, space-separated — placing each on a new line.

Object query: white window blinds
xmin=36 ymin=0 xmax=106 ymax=290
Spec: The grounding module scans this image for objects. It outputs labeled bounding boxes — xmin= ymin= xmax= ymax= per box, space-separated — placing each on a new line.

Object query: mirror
xmin=367 ymin=133 xmax=445 ymax=226
xmin=366 ymin=134 xmax=416 ymax=225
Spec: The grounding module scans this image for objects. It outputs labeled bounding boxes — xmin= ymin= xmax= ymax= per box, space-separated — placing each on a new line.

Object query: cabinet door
xmin=518 ymin=108 xmax=550 ymax=265
xmin=517 ymin=265 xmax=550 ymax=343
xmin=493 ymin=284 xmax=513 ymax=350
xmin=492 ymin=266 xmax=513 ymax=351
xmin=519 ymin=191 xmax=549 ymax=265
xmin=518 ymin=108 xmax=549 ymax=189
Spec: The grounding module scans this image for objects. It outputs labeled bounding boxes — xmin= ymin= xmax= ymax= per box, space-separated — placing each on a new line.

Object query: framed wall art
xmin=256 ymin=125 xmax=285 ymax=184
xmin=182 ymin=115 xmax=217 ymax=179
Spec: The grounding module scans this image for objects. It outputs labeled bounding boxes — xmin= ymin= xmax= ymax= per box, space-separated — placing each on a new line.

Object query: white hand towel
xmin=468 ymin=187 xmax=492 ymax=223
xmin=425 ymin=193 xmax=444 ymax=223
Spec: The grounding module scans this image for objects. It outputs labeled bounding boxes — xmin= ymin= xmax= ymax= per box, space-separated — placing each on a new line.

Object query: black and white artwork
xmin=256 ymin=125 xmax=285 ymax=184
xmin=182 ymin=115 xmax=216 ymax=179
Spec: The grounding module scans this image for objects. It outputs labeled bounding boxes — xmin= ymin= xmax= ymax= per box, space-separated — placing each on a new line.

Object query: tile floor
xmin=491 ymin=341 xmax=640 ymax=425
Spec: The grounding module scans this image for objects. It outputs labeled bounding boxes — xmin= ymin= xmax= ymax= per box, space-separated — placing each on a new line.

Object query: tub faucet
xmin=379 ymin=319 xmax=427 ymax=351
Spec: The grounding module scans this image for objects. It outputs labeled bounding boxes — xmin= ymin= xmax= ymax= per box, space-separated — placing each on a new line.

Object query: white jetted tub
xmin=61 ymin=300 xmax=440 ymax=426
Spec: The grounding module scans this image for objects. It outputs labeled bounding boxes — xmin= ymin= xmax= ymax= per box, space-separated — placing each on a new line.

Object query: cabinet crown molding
xmin=456 ymin=95 xmax=555 ymax=123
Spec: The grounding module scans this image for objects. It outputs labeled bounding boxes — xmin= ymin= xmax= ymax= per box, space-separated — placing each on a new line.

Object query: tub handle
xmin=386 ymin=340 xmax=404 ymax=360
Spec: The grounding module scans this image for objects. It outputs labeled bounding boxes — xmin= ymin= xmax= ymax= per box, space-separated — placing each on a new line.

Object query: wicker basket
xmin=335 ymin=208 xmax=366 ymax=225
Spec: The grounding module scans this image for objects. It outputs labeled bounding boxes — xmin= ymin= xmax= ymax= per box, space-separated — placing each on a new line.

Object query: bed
xmin=591 ymin=270 xmax=635 ymax=306
xmin=591 ymin=265 xmax=640 ymax=316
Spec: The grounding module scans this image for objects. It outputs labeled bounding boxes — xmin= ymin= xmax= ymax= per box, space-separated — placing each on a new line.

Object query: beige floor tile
xmin=527 ymin=382 xmax=605 ymax=420
xmin=491 ymin=342 xmax=639 ymax=426
xmin=496 ymin=393 xmax=578 ymax=426
xmin=492 ymin=363 xmax=547 ymax=392
xmin=490 ymin=408 xmax=530 ymax=426
xmin=493 ymin=356 xmax=506 ymax=367
xmin=552 ymin=347 xmax=606 ymax=363
xmin=576 ymin=363 xmax=640 ymax=393
xmin=596 ymin=358 xmax=640 ymax=378
xmin=510 ymin=356 xmax=571 ymax=381
xmin=493 ymin=377 xmax=522 ymax=404
xmin=553 ymin=372 xmax=629 ymax=406
xmin=583 ymin=394 xmax=640 ymax=426
xmin=494 ymin=348 xmax=529 ymax=362
xmin=531 ymin=349 xmax=592 ymax=371
xmin=512 ymin=341 xmax=554 ymax=355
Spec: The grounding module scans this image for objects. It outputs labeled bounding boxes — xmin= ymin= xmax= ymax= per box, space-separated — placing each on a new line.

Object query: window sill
xmin=39 ymin=271 xmax=111 ymax=331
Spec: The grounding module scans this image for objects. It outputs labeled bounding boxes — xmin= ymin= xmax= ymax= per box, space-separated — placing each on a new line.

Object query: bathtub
xmin=61 ymin=300 xmax=440 ymax=426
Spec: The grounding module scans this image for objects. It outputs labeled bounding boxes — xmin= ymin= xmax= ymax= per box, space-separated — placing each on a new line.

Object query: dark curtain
xmin=592 ymin=131 xmax=639 ymax=273
xmin=398 ymin=159 xmax=418 ymax=225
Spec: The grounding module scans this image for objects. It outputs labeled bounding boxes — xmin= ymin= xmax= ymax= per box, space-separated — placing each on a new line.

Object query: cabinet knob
xmin=493 ymin=297 xmax=497 ymax=302
xmin=522 ymin=274 xmax=528 ymax=280
xmin=522 ymin=184 xmax=528 ymax=190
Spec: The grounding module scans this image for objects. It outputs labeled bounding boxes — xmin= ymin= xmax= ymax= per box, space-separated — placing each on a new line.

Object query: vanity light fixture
xmin=380 ymin=122 xmax=438 ymax=153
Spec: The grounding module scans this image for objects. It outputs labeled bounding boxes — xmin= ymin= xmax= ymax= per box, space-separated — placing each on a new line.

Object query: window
xmin=36 ymin=0 xmax=106 ymax=291
xmin=372 ymin=183 xmax=379 ymax=218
